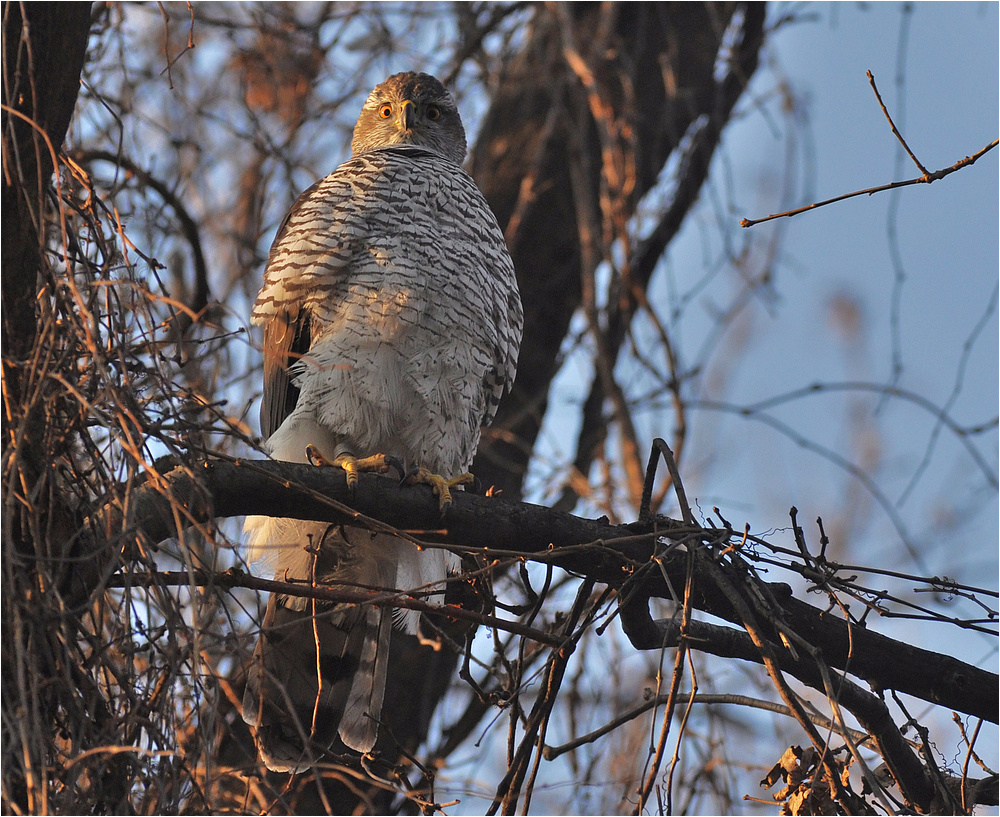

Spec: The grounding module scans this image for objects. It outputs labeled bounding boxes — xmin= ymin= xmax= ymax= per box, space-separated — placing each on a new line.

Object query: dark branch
xmin=92 ymin=457 xmax=998 ymax=726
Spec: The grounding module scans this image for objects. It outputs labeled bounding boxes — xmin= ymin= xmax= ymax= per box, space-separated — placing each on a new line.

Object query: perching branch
xmin=89 ymin=456 xmax=997 ymax=728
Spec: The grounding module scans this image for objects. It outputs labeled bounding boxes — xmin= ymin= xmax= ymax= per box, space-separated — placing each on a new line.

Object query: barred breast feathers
xmin=251 ymin=146 xmax=522 ymax=421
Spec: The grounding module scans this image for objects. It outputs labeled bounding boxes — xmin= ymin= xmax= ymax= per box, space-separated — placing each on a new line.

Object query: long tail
xmin=242 ymin=593 xmax=387 ymax=772
xmin=241 ymin=518 xmax=447 ymax=770
xmin=337 ymin=601 xmax=390 ymax=753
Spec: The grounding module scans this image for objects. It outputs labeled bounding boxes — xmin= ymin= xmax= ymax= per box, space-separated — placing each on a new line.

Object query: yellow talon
xmin=305 ymin=445 xmax=393 ymax=490
xmin=304 ymin=443 xmax=334 ymax=467
xmin=405 ymin=467 xmax=474 ymax=513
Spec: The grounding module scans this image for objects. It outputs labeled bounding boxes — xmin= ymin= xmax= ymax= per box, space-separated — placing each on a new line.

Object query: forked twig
xmin=741 ymin=70 xmax=998 ymax=227
xmin=865 ymin=70 xmax=929 ymax=177
xmin=640 ymin=438 xmax=694 ymax=525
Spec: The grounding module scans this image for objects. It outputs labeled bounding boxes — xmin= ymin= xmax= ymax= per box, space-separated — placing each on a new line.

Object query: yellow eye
xmin=426 ymin=105 xmax=441 ymax=121
xmin=378 ymin=104 xmax=392 ymax=119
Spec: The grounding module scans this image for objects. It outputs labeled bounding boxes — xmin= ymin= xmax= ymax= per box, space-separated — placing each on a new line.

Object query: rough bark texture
xmin=2 ymin=0 xmax=92 ymax=503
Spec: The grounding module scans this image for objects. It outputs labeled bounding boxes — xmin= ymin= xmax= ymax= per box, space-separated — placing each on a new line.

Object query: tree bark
xmin=100 ymin=458 xmax=997 ymax=727
xmin=2 ymin=1 xmax=92 ymax=393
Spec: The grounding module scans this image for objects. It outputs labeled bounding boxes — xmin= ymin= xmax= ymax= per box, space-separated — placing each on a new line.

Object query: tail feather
xmin=242 ymin=522 xmax=455 ymax=770
xmin=242 ymin=595 xmax=371 ymax=773
xmin=336 ymin=605 xmax=390 ymax=753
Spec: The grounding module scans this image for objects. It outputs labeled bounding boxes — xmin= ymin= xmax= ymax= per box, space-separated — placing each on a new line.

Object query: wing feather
xmin=260 ymin=309 xmax=310 ymax=439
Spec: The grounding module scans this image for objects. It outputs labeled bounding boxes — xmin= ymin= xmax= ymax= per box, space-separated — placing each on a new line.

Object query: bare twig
xmin=640 ymin=438 xmax=694 ymax=525
xmin=545 ymin=691 xmax=875 ymax=761
xmin=865 ymin=69 xmax=929 ymax=177
xmin=634 ymin=548 xmax=695 ymax=814
xmin=700 ymin=551 xmax=867 ymax=813
xmin=106 ymin=569 xmax=567 ymax=647
xmin=741 ymin=67 xmax=998 ymax=232
xmin=740 ymin=137 xmax=997 ymax=227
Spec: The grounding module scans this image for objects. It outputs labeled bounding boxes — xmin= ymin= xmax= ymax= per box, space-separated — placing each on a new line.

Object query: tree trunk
xmin=471 ymin=3 xmax=767 ymax=501
xmin=2 ymin=3 xmax=96 ymax=813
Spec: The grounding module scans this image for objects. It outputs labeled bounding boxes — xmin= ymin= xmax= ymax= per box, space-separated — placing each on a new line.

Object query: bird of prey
xmin=241 ymin=72 xmax=522 ymax=773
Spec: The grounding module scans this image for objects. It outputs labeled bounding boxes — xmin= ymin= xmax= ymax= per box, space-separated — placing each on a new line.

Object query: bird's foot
xmin=305 ymin=445 xmax=400 ymax=490
xmin=402 ymin=467 xmax=474 ymax=514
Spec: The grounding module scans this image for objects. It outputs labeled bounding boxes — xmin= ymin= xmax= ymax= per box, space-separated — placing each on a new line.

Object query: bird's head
xmin=351 ymin=72 xmax=467 ymax=165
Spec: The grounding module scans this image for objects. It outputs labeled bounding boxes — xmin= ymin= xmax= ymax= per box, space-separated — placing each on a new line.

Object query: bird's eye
xmin=426 ymin=105 xmax=441 ymax=121
xmin=378 ymin=104 xmax=392 ymax=119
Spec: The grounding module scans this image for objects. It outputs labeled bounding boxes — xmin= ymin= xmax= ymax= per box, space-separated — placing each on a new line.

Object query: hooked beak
xmin=396 ymin=99 xmax=416 ymax=133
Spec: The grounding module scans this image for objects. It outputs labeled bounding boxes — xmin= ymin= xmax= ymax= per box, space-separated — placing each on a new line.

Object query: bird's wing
xmin=258 ymin=308 xmax=309 ymax=440
xmin=251 ymin=169 xmax=363 ymax=439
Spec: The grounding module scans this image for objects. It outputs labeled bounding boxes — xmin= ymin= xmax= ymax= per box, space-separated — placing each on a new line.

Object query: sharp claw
xmin=305 ymin=443 xmax=330 ymax=467
xmin=400 ymin=466 xmax=423 ymax=490
xmin=384 ymin=456 xmax=406 ymax=481
xmin=306 ymin=447 xmax=394 ymax=493
xmin=402 ymin=468 xmax=474 ymax=514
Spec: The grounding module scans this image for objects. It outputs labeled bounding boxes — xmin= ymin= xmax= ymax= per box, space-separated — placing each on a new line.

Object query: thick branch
xmin=95 ymin=458 xmax=997 ymax=725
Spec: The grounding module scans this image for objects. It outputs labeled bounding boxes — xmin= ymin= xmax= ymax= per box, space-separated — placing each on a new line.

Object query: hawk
xmin=241 ymin=72 xmax=522 ymax=773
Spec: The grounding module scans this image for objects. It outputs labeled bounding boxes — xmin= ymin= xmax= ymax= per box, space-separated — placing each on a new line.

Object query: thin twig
xmin=107 ymin=569 xmax=566 ymax=647
xmin=652 ymin=438 xmax=694 ymax=526
xmin=634 ymin=547 xmax=695 ymax=814
xmin=741 ymin=138 xmax=997 ymax=228
xmin=700 ymin=552 xmax=864 ymax=812
xmin=544 ymin=691 xmax=874 ymax=760
xmin=866 ymin=69 xmax=929 ymax=176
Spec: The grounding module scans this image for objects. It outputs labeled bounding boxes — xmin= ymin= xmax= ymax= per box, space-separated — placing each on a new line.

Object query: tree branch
xmin=740 ymin=136 xmax=998 ymax=227
xmin=741 ymin=67 xmax=998 ymax=232
xmin=106 ymin=569 xmax=565 ymax=647
xmin=91 ymin=457 xmax=997 ymax=726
